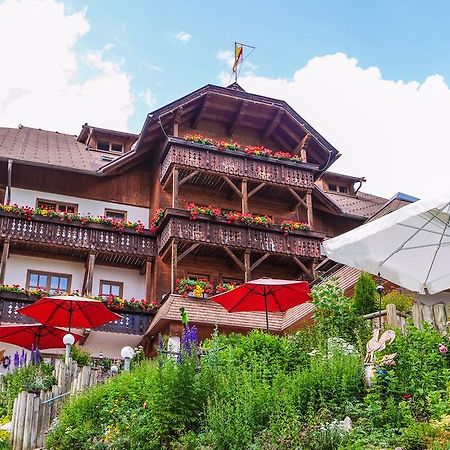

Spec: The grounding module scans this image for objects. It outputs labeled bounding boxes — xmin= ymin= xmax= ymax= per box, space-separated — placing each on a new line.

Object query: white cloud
xmin=0 ymin=0 xmax=133 ymax=134
xmin=235 ymin=53 xmax=450 ymax=199
xmin=139 ymin=89 xmax=157 ymax=108
xmin=174 ymin=31 xmax=191 ymax=43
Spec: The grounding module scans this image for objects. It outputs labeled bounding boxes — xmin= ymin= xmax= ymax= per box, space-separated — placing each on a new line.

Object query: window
xmin=221 ymin=276 xmax=243 ymax=286
xmin=37 ymin=199 xmax=78 ymax=214
xmin=104 ymin=209 xmax=127 ymax=221
xmin=99 ymin=280 xmax=123 ymax=297
xmin=27 ymin=270 xmax=71 ymax=294
xmin=328 ymin=184 xmax=337 ymax=192
xmin=96 ymin=140 xmax=110 ymax=151
xmin=96 ymin=140 xmax=123 ymax=153
xmin=339 ymin=186 xmax=349 ymax=194
xmin=187 ymin=274 xmax=210 ymax=281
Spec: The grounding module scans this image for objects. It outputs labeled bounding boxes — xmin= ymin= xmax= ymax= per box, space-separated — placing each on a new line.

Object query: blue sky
xmin=2 ymin=0 xmax=450 ymax=197
xmin=67 ymin=0 xmax=450 ymax=132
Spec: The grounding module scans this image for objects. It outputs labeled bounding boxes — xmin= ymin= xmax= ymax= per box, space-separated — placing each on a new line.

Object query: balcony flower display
xmin=176 ymin=278 xmax=214 ymax=298
xmin=0 ymin=285 xmax=157 ymax=312
xmin=280 ymin=220 xmax=311 ymax=236
xmin=225 ymin=211 xmax=274 ymax=228
xmin=215 ymin=282 xmax=238 ymax=294
xmin=183 ymin=133 xmax=306 ymax=164
xmin=149 ymin=208 xmax=164 ymax=232
xmin=187 ymin=203 xmax=222 ymax=220
xmin=0 ymin=203 xmax=146 ymax=234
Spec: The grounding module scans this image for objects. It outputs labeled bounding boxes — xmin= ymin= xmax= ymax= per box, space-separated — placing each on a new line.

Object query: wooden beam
xmin=244 ymin=250 xmax=251 ymax=282
xmin=0 ymin=238 xmax=10 ymax=284
xmin=171 ymin=241 xmax=177 ymax=293
xmin=191 ymin=94 xmax=210 ymax=129
xmin=172 ymin=167 xmax=179 ymax=208
xmin=287 ymin=187 xmax=308 ymax=209
xmin=222 ymin=175 xmax=242 ymax=198
xmin=145 ymin=258 xmax=152 ymax=301
xmin=241 ymin=178 xmax=248 ymax=214
xmin=227 ymin=100 xmax=249 ymax=136
xmin=271 ymin=132 xmax=293 ymax=152
xmin=82 ymin=252 xmax=96 ymax=296
xmin=177 ymin=243 xmax=200 ymax=263
xmin=223 ymin=246 xmax=245 ymax=271
xmin=248 ymin=182 xmax=266 ymax=198
xmin=179 ymin=170 xmax=200 ymax=186
xmin=292 ymin=256 xmax=313 ymax=278
xmin=306 ymin=189 xmax=314 ymax=229
xmin=262 ymin=108 xmax=284 ymax=142
xmin=250 ymin=252 xmax=270 ymax=271
xmin=172 ymin=106 xmax=183 ymax=137
xmin=293 ymin=133 xmax=312 ymax=158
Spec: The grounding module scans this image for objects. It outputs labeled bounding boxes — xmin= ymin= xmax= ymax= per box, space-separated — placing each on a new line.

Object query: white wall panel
xmin=10 ymin=188 xmax=149 ymax=224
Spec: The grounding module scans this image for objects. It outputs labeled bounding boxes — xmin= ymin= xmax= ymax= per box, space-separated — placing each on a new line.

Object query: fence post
xmin=422 ymin=304 xmax=436 ymax=328
xmin=433 ymin=303 xmax=447 ymax=335
xmin=386 ymin=304 xmax=398 ymax=328
xmin=412 ymin=302 xmax=423 ymax=329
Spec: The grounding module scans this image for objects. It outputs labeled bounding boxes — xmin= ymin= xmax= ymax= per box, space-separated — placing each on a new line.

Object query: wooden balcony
xmin=0 ymin=211 xmax=157 ymax=259
xmin=0 ymin=294 xmax=154 ymax=335
xmin=158 ymin=209 xmax=323 ymax=259
xmin=160 ymin=138 xmax=318 ymax=189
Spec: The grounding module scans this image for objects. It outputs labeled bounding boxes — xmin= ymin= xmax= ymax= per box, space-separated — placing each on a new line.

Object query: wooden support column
xmin=0 ymin=238 xmax=10 ymax=284
xmin=244 ymin=250 xmax=251 ymax=282
xmin=306 ymin=189 xmax=314 ymax=229
xmin=145 ymin=257 xmax=152 ymax=301
xmin=172 ymin=167 xmax=179 ymax=208
xmin=172 ymin=107 xmax=183 ymax=137
xmin=171 ymin=240 xmax=178 ymax=293
xmin=241 ymin=178 xmax=248 ymax=214
xmin=82 ymin=252 xmax=96 ymax=296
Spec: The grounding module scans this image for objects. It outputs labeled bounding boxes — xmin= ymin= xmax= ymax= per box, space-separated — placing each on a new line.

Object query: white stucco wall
xmin=10 ymin=188 xmax=149 ymax=225
xmin=4 ymin=255 xmax=85 ymax=291
xmin=414 ymin=292 xmax=450 ymax=306
xmin=92 ymin=266 xmax=146 ymax=299
xmin=4 ymin=255 xmax=146 ymax=300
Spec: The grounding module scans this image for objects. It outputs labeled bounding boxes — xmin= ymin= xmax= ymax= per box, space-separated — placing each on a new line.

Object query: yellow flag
xmin=232 ymin=44 xmax=243 ymax=73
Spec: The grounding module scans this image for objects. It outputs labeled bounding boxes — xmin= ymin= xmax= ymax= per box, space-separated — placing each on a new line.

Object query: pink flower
xmin=438 ymin=344 xmax=448 ymax=354
xmin=403 ymin=394 xmax=411 ymax=400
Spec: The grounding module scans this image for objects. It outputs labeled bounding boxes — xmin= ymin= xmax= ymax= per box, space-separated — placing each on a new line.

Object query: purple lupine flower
xmin=20 ymin=350 xmax=27 ymax=367
xmin=158 ymin=333 xmax=164 ymax=352
xmin=13 ymin=351 xmax=19 ymax=368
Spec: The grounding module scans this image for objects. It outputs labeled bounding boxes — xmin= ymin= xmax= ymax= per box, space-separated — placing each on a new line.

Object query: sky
xmin=1 ymin=0 xmax=450 ymax=199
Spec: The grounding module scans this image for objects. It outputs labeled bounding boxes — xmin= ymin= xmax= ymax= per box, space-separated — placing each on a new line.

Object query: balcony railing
xmin=0 ymin=294 xmax=154 ymax=335
xmin=0 ymin=211 xmax=157 ymax=257
xmin=158 ymin=209 xmax=323 ymax=259
xmin=160 ymin=139 xmax=318 ymax=189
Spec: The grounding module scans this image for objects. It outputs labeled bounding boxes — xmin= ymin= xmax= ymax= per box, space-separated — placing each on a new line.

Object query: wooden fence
xmin=363 ymin=302 xmax=450 ymax=335
xmin=9 ymin=359 xmax=106 ymax=450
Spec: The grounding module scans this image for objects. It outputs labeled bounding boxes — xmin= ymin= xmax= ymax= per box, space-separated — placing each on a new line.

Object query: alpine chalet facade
xmin=0 ymin=83 xmax=388 ymax=359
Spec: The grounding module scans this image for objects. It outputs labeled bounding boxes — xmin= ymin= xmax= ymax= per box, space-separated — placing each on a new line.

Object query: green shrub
xmin=69 ymin=345 xmax=92 ymax=366
xmin=0 ymin=429 xmax=10 ymax=450
xmin=0 ymin=363 xmax=54 ymax=416
xmin=381 ymin=290 xmax=413 ymax=312
xmin=353 ymin=272 xmax=378 ymax=315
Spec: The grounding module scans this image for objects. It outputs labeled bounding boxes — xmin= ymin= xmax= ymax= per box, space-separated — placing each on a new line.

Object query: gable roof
xmin=324 ymin=190 xmax=388 ymax=218
xmin=0 ymin=126 xmax=120 ymax=173
xmin=146 ymin=295 xmax=315 ymax=336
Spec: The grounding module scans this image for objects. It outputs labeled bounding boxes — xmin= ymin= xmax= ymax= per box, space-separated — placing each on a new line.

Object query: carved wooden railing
xmin=160 ymin=139 xmax=318 ymax=189
xmin=0 ymin=212 xmax=157 ymax=257
xmin=158 ymin=210 xmax=323 ymax=258
xmin=0 ymin=295 xmax=154 ymax=335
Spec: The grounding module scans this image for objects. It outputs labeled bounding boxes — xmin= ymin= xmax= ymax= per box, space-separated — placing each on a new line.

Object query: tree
xmin=353 ymin=272 xmax=378 ymax=315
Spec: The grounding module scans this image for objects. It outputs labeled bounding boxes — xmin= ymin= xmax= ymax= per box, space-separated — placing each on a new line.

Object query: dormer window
xmin=328 ymin=184 xmax=337 ymax=192
xmin=339 ymin=186 xmax=349 ymax=194
xmin=96 ymin=140 xmax=123 ymax=153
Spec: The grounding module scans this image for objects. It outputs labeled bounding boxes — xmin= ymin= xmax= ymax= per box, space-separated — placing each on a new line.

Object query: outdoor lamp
xmin=121 ymin=346 xmax=135 ymax=372
xmin=63 ymin=333 xmax=75 ymax=366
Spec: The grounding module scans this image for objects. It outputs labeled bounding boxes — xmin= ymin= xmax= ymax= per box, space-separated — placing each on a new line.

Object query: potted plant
xmin=176 ymin=278 xmax=214 ymax=298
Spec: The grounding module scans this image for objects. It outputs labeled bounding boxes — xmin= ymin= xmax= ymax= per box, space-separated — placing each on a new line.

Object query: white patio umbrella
xmin=323 ymin=191 xmax=450 ymax=294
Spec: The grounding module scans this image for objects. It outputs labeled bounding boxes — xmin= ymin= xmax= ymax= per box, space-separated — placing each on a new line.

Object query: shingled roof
xmin=324 ymin=190 xmax=388 ymax=218
xmin=146 ymin=295 xmax=315 ymax=336
xmin=0 ymin=126 xmax=122 ymax=173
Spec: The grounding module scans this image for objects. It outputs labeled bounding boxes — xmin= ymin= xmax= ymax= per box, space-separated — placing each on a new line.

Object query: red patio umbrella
xmin=211 ymin=278 xmax=311 ymax=331
xmin=0 ymin=324 xmax=83 ymax=350
xmin=17 ymin=295 xmax=122 ymax=330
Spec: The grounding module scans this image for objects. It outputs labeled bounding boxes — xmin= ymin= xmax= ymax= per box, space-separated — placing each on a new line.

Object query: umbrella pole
xmin=263 ymin=286 xmax=269 ymax=332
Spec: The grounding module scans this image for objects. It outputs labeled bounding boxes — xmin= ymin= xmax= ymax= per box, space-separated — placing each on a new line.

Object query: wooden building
xmin=0 ymin=82 xmax=394 ymax=360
